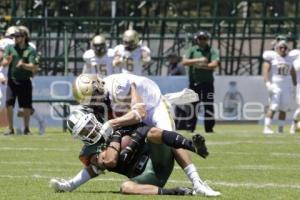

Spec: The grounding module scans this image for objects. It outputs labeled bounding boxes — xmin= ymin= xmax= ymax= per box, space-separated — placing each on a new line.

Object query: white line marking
xmin=1 ymin=174 xmax=299 ymax=189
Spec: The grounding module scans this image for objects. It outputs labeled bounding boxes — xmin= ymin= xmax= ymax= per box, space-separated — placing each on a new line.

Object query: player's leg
xmin=120 ymin=180 xmax=193 ymax=195
xmin=4 ymin=80 xmax=16 ymax=135
xmin=150 ymin=99 xmax=220 ymax=196
xmin=290 ymin=107 xmax=300 ymax=134
xmin=146 ymin=127 xmax=208 ymax=158
xmin=264 ymin=92 xmax=278 ymax=134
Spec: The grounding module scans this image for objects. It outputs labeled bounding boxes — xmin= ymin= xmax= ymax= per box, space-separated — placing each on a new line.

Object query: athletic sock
xmin=264 ymin=117 xmax=272 ymax=127
xmin=158 ymin=187 xmax=193 ymax=195
xmin=161 ymin=130 xmax=194 ymax=152
xmin=68 ymin=168 xmax=91 ymax=191
xmin=184 ymin=164 xmax=202 ymax=185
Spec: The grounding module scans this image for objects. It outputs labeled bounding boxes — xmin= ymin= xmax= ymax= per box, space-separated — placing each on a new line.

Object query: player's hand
xmin=100 ymin=121 xmax=114 ymax=141
xmin=265 ymin=81 xmax=275 ymax=93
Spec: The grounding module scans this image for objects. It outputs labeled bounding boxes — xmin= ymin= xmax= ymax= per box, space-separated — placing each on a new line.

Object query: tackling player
xmin=50 ymin=107 xmax=214 ymax=195
xmin=82 ymin=35 xmax=115 ymax=76
xmin=71 ymin=73 xmax=221 ymax=196
xmin=113 ymin=29 xmax=151 ymax=75
xmin=262 ymin=40 xmax=297 ymax=134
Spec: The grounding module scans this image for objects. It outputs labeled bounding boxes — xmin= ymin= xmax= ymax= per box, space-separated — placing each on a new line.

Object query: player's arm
xmin=82 ymin=63 xmax=92 ymax=74
xmin=100 ymin=132 xmax=121 ymax=168
xmin=108 ymin=83 xmax=146 ymax=129
xmin=290 ymin=66 xmax=297 ymax=86
xmin=262 ymin=61 xmax=271 ymax=83
xmin=141 ymin=48 xmax=151 ymax=65
xmin=112 ymin=50 xmax=124 ymax=67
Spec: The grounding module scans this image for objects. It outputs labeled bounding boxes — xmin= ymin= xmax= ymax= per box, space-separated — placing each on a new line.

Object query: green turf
xmin=0 ymin=125 xmax=300 ymax=200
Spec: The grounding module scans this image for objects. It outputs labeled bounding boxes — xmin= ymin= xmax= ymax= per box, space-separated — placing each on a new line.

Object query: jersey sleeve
xmin=263 ymin=50 xmax=276 ymax=61
xmin=289 ymin=49 xmax=300 ymax=59
xmin=210 ymin=48 xmax=220 ymax=61
xmin=82 ymin=50 xmax=93 ymax=64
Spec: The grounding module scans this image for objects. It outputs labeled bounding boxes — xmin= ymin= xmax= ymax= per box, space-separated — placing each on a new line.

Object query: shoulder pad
xmin=83 ymin=49 xmax=95 ymax=61
xmin=263 ymin=50 xmax=277 ymax=61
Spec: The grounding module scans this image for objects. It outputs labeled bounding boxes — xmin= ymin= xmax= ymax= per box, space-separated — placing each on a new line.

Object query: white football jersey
xmin=104 ymin=73 xmax=161 ymax=113
xmin=263 ymin=50 xmax=294 ymax=86
xmin=82 ymin=48 xmax=114 ymax=76
xmin=113 ymin=44 xmax=151 ymax=75
xmin=0 ymin=38 xmax=14 ymax=51
xmin=289 ymin=50 xmax=300 ymax=84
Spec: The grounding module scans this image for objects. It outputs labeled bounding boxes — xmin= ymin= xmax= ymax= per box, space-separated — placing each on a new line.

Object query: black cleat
xmin=192 ymin=134 xmax=209 ymax=158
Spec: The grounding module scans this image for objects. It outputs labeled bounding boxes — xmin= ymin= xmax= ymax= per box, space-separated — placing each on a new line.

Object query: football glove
xmin=100 ymin=121 xmax=114 ymax=141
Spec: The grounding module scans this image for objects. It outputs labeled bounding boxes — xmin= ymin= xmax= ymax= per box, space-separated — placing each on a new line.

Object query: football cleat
xmin=193 ymin=180 xmax=221 ymax=197
xmin=49 ymin=178 xmax=73 ymax=192
xmin=192 ymin=134 xmax=209 ymax=158
xmin=263 ymin=126 xmax=274 ymax=134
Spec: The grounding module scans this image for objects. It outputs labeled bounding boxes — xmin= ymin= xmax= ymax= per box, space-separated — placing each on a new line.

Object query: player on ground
xmin=50 ymin=108 xmax=212 ymax=195
xmin=113 ymin=29 xmax=151 ymax=75
xmin=82 ymin=35 xmax=115 ymax=76
xmin=72 ymin=73 xmax=221 ymax=196
xmin=262 ymin=40 xmax=297 ymax=134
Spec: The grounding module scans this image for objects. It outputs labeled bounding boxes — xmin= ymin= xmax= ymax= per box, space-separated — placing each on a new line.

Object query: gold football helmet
xmin=5 ymin=26 xmax=19 ymax=37
xmin=73 ymin=74 xmax=107 ymax=104
xmin=122 ymin=29 xmax=139 ymax=50
xmin=91 ymin=35 xmax=107 ymax=56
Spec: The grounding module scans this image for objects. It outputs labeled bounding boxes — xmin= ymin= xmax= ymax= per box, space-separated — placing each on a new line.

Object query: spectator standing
xmin=181 ymin=31 xmax=220 ymax=133
xmin=82 ymin=35 xmax=114 ymax=76
xmin=15 ymin=25 xmax=46 ymax=135
xmin=166 ymin=52 xmax=186 ymax=76
xmin=113 ymin=29 xmax=151 ymax=75
xmin=1 ymin=27 xmax=38 ymax=135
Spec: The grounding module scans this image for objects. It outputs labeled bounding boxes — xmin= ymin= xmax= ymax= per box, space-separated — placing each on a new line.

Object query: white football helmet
xmin=67 ymin=109 xmax=103 ymax=145
xmin=91 ymin=35 xmax=107 ymax=56
xmin=73 ymin=74 xmax=107 ymax=104
xmin=123 ymin=29 xmax=139 ymax=50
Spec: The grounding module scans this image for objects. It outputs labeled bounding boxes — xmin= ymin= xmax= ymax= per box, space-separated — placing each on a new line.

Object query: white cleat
xmin=290 ymin=124 xmax=296 ymax=134
xmin=193 ymin=180 xmax=221 ymax=197
xmin=263 ymin=126 xmax=274 ymax=134
xmin=49 ymin=178 xmax=73 ymax=192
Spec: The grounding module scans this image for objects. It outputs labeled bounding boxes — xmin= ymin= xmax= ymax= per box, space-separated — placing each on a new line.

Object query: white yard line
xmin=0 ymin=174 xmax=299 ymax=189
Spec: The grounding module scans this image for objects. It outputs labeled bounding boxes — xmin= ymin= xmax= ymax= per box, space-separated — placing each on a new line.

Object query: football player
xmin=71 ymin=73 xmax=221 ymax=196
xmin=82 ymin=35 xmax=115 ymax=76
xmin=112 ymin=29 xmax=151 ymax=75
xmin=0 ymin=26 xmax=19 ymax=111
xmin=288 ymin=49 xmax=300 ymax=133
xmin=50 ymin=108 xmax=213 ymax=195
xmin=262 ymin=40 xmax=297 ymax=134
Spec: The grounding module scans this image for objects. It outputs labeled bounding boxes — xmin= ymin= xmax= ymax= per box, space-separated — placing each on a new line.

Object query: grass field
xmin=0 ymin=124 xmax=300 ymax=200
